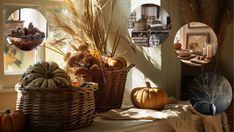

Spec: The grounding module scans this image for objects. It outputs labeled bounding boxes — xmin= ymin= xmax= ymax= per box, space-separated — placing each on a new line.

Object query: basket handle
xmin=80 ymin=82 xmax=98 ymax=91
xmin=127 ymin=64 xmax=135 ymax=71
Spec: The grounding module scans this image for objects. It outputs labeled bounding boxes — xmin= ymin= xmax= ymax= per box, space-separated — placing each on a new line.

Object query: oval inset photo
xmin=188 ymin=73 xmax=232 ymax=115
xmin=128 ymin=4 xmax=171 ymax=47
xmin=5 ymin=8 xmax=47 ymax=51
xmin=173 ymin=22 xmax=217 ymax=66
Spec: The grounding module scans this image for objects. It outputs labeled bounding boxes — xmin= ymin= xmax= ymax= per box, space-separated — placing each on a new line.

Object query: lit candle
xmin=203 ymin=48 xmax=207 ymax=55
xmin=207 ymin=45 xmax=213 ymax=59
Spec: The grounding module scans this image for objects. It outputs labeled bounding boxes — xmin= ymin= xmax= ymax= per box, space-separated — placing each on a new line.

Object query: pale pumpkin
xmin=0 ymin=109 xmax=25 ymax=132
xmin=131 ymin=82 xmax=168 ymax=110
xmin=20 ymin=61 xmax=71 ymax=90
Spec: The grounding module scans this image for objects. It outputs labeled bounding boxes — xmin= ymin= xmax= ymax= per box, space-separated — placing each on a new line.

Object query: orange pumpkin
xmin=174 ymin=40 xmax=182 ymax=50
xmin=72 ymin=81 xmax=81 ymax=87
xmin=0 ymin=109 xmax=25 ymax=132
xmin=103 ymin=56 xmax=127 ymax=67
xmin=113 ymin=57 xmax=127 ymax=67
xmin=131 ymin=82 xmax=168 ymax=110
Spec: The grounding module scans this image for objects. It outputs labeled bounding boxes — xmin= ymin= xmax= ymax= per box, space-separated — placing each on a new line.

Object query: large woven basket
xmin=15 ymin=82 xmax=97 ymax=131
xmin=85 ymin=64 xmax=134 ymax=112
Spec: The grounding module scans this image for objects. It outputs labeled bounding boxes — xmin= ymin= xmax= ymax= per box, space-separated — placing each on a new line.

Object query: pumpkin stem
xmin=45 ymin=71 xmax=54 ymax=79
xmin=145 ymin=82 xmax=151 ymax=88
xmin=5 ymin=109 xmax=11 ymax=114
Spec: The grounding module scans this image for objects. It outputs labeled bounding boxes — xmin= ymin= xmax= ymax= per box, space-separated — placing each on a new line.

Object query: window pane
xmin=45 ymin=8 xmax=70 ymax=67
xmin=4 ymin=8 xmax=47 ymax=74
xmin=4 ymin=46 xmax=36 ymax=74
xmin=45 ymin=45 xmax=66 ymax=66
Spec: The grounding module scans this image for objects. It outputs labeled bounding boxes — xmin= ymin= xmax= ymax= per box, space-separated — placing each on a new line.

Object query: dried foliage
xmin=44 ymin=0 xmax=134 ymax=57
xmin=179 ymin=0 xmax=233 ymax=27
xmin=189 ymin=73 xmax=232 ymax=115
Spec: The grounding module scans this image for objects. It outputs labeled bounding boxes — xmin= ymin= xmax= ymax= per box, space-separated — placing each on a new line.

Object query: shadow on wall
xmin=109 ymin=0 xmax=163 ymax=84
xmin=107 ymin=0 xmax=164 ymax=106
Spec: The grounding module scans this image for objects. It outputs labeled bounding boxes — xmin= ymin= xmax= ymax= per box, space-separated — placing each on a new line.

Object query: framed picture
xmin=188 ymin=22 xmax=209 ymax=29
xmin=186 ymin=33 xmax=210 ymax=54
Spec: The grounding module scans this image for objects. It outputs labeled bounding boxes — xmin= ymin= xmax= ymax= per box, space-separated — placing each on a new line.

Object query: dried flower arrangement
xmin=44 ymin=0 xmax=134 ymax=82
xmin=43 ymin=0 xmax=134 ymax=111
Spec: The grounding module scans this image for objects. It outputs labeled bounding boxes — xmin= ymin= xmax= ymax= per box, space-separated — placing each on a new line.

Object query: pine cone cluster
xmin=8 ymin=22 xmax=45 ymax=40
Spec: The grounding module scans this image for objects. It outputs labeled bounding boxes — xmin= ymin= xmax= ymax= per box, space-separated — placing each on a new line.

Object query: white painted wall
xmin=113 ymin=0 xmax=181 ymax=107
xmin=160 ymin=9 xmax=169 ymax=25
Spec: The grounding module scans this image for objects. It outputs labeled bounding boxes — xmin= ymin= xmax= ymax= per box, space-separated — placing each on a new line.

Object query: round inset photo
xmin=188 ymin=72 xmax=232 ymax=115
xmin=128 ymin=4 xmax=171 ymax=47
xmin=173 ymin=22 xmax=217 ymax=66
xmin=5 ymin=8 xmax=47 ymax=51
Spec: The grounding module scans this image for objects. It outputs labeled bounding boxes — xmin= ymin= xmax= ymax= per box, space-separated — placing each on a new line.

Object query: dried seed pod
xmin=28 ymin=22 xmax=34 ymax=32
xmin=40 ymin=32 xmax=45 ymax=38
xmin=23 ymin=27 xmax=29 ymax=35
xmin=63 ymin=52 xmax=71 ymax=61
xmin=78 ymin=44 xmax=88 ymax=52
xmin=67 ymin=53 xmax=84 ymax=67
xmin=92 ymin=57 xmax=102 ymax=67
xmin=75 ymin=67 xmax=89 ymax=75
xmin=28 ymin=34 xmax=34 ymax=40
xmin=90 ymin=64 xmax=101 ymax=73
xmin=8 ymin=29 xmax=15 ymax=36
xmin=33 ymin=32 xmax=42 ymax=40
xmin=82 ymin=54 xmax=95 ymax=68
xmin=82 ymin=50 xmax=90 ymax=56
xmin=18 ymin=28 xmax=25 ymax=36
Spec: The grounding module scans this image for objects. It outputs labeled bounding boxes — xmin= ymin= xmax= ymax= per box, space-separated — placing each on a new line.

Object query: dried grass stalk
xmin=44 ymin=0 xmax=132 ymax=57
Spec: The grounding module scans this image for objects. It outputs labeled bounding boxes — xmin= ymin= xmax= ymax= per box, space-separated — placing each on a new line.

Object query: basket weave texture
xmin=8 ymin=37 xmax=44 ymax=51
xmin=15 ymin=82 xmax=97 ymax=131
xmin=133 ymin=21 xmax=146 ymax=31
xmin=84 ymin=64 xmax=134 ymax=112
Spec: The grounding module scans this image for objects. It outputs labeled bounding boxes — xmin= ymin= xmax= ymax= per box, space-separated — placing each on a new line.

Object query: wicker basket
xmin=15 ymin=82 xmax=97 ymax=131
xmin=84 ymin=64 xmax=134 ymax=112
xmin=133 ymin=19 xmax=146 ymax=31
xmin=8 ymin=37 xmax=44 ymax=51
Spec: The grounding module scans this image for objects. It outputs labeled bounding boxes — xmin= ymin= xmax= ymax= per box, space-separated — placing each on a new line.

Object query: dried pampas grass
xmin=43 ymin=0 xmax=134 ymax=57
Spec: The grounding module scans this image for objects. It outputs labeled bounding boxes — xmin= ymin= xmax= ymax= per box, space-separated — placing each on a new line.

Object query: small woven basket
xmin=133 ymin=20 xmax=146 ymax=31
xmin=8 ymin=37 xmax=44 ymax=51
xmin=85 ymin=64 xmax=134 ymax=112
xmin=15 ymin=82 xmax=97 ymax=131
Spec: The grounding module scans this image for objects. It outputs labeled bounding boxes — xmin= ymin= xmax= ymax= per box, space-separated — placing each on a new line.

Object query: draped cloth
xmin=97 ymin=98 xmax=230 ymax=132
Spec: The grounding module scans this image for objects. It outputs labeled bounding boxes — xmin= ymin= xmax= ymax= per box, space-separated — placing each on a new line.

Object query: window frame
xmin=0 ymin=0 xmax=63 ymax=89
